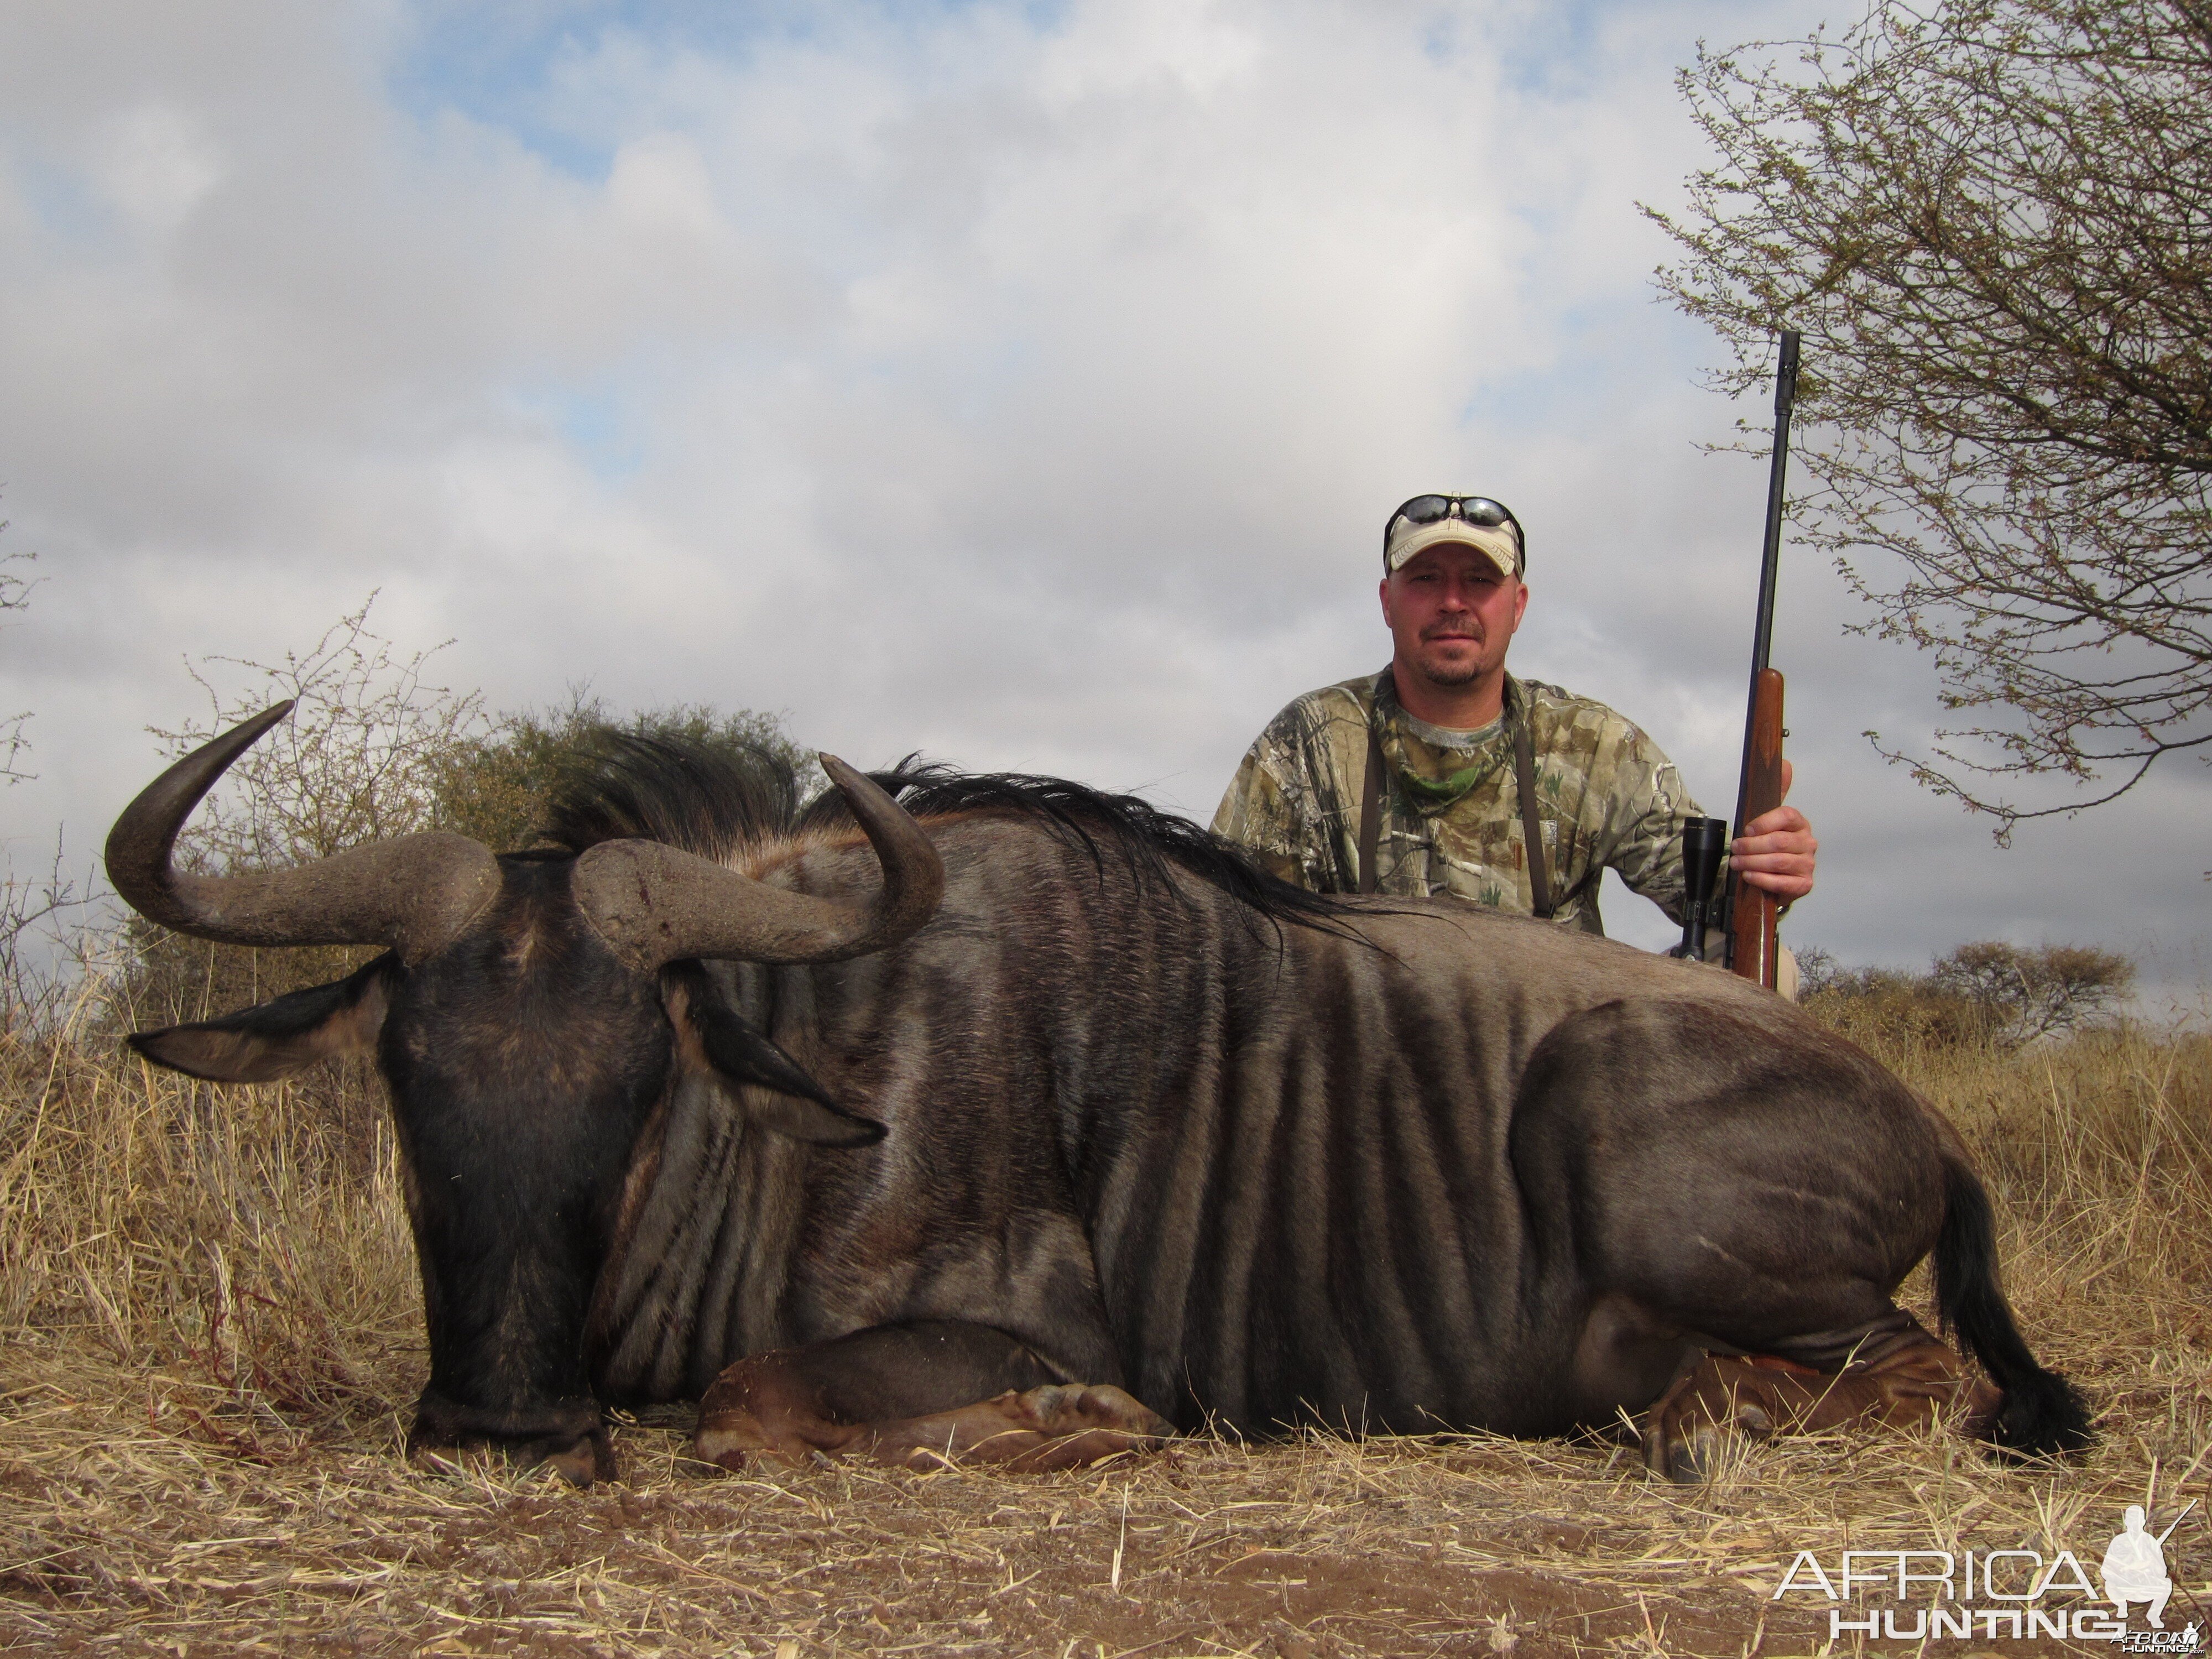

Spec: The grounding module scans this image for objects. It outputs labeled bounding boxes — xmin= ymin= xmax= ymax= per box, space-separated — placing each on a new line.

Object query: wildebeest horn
xmin=105 ymin=701 xmax=502 ymax=963
xmin=572 ymin=755 xmax=945 ymax=967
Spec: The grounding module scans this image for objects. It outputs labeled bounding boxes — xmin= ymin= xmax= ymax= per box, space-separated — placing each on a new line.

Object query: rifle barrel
xmin=2154 ymin=1496 xmax=2198 ymax=1545
xmin=1734 ymin=330 xmax=1800 ymax=838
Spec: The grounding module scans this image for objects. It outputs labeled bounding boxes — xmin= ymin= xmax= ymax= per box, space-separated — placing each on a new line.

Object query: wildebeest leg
xmin=1640 ymin=1311 xmax=2004 ymax=1481
xmin=1516 ymin=999 xmax=2013 ymax=1473
xmin=693 ymin=1319 xmax=1173 ymax=1472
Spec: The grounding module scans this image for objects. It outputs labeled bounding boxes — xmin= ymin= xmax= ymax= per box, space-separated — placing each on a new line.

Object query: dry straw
xmin=4 ymin=977 xmax=2208 ymax=1655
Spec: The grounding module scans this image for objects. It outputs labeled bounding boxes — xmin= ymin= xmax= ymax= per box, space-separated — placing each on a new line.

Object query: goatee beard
xmin=1415 ymin=655 xmax=1483 ymax=688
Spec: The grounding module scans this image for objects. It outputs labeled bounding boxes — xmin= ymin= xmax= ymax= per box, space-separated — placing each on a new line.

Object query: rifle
xmin=1673 ymin=333 xmax=1800 ymax=974
xmin=1726 ymin=330 xmax=1801 ymax=989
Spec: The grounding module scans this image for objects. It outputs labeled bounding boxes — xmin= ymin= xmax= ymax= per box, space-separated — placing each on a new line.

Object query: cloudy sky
xmin=2 ymin=0 xmax=2205 ymax=992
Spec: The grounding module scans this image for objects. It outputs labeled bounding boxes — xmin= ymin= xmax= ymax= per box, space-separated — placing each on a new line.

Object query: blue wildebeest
xmin=109 ymin=705 xmax=2089 ymax=1484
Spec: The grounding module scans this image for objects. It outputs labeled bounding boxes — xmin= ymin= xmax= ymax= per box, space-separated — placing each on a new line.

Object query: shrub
xmin=430 ymin=691 xmax=818 ymax=854
xmin=1797 ymin=940 xmax=2134 ymax=1052
xmin=1927 ymin=940 xmax=2135 ymax=1045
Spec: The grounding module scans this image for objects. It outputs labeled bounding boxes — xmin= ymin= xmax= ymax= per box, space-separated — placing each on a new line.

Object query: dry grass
xmin=3 ymin=992 xmax=2209 ymax=1657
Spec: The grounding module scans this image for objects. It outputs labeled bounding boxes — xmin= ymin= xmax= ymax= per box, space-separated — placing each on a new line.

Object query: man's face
xmin=1379 ymin=544 xmax=1528 ymax=690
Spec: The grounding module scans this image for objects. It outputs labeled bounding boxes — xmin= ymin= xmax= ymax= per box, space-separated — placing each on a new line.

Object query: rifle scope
xmin=1673 ymin=815 xmax=1729 ymax=962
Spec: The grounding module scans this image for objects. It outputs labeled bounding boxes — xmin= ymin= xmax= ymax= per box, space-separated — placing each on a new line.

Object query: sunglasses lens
xmin=1460 ymin=498 xmax=1509 ymax=527
xmin=1395 ymin=495 xmax=1455 ymax=525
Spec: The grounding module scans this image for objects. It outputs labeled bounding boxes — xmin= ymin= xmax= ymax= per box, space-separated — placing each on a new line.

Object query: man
xmin=1212 ymin=493 xmax=1816 ymax=938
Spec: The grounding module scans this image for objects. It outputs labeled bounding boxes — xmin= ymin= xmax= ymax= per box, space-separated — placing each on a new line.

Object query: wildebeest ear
xmin=681 ymin=982 xmax=886 ymax=1148
xmin=127 ymin=955 xmax=395 ymax=1083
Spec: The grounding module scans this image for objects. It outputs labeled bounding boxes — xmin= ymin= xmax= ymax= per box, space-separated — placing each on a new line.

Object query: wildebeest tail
xmin=1934 ymin=1155 xmax=2093 ymax=1458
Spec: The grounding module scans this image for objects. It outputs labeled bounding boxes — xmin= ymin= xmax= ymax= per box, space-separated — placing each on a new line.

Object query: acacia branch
xmin=1649 ymin=0 xmax=2212 ymax=833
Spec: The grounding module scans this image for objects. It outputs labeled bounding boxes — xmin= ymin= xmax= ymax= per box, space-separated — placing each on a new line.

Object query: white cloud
xmin=0 ymin=0 xmax=2204 ymax=980
xmin=92 ymin=103 xmax=227 ymax=230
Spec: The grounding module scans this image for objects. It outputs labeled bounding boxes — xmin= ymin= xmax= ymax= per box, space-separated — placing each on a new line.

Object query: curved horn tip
xmin=106 ymin=698 xmax=300 ymax=931
xmin=236 ymin=699 xmax=298 ymax=738
xmin=107 ymin=697 xmax=499 ymax=956
xmin=160 ymin=700 xmax=298 ymax=772
xmin=821 ymin=749 xmax=942 ymax=912
xmin=575 ymin=748 xmax=940 ymax=969
xmin=821 ymin=754 xmax=902 ymax=800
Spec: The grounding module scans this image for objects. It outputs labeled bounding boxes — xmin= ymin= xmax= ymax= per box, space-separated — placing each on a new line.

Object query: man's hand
xmin=1731 ymin=759 xmax=1817 ymax=902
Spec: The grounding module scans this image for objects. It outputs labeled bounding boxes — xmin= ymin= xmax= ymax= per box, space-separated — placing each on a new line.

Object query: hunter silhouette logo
xmin=2101 ymin=1502 xmax=2189 ymax=1629
xmin=1771 ymin=1499 xmax=2203 ymax=1646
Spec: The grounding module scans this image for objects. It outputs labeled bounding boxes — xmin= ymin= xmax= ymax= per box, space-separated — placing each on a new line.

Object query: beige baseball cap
xmin=1383 ymin=494 xmax=1525 ymax=580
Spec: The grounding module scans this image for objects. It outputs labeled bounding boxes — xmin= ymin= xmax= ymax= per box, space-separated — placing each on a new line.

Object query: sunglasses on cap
xmin=1383 ymin=494 xmax=1526 ymax=569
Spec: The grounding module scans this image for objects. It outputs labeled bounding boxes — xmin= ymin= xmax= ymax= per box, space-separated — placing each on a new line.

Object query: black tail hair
xmin=1934 ymin=1157 xmax=2094 ymax=1458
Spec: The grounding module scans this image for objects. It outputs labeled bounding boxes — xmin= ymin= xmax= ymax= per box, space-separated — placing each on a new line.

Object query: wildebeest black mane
xmin=539 ymin=733 xmax=1359 ymax=936
xmin=539 ymin=731 xmax=802 ymax=866
xmin=810 ymin=758 xmax=1363 ymax=936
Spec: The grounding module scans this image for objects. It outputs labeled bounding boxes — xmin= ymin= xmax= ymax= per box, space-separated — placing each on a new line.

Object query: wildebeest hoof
xmin=691 ymin=1399 xmax=780 ymax=1471
xmin=1639 ymin=1358 xmax=1778 ymax=1481
xmin=1657 ymin=1423 xmax=1720 ymax=1484
xmin=997 ymin=1383 xmax=1172 ymax=1438
xmin=886 ymin=1383 xmax=1175 ymax=1472
xmin=692 ymin=1376 xmax=1174 ymax=1473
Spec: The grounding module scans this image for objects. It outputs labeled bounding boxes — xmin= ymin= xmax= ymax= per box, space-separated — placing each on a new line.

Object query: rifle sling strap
xmin=1357 ymin=673 xmax=1556 ymax=917
xmin=1359 ymin=718 xmax=1384 ymax=895
xmin=1512 ymin=704 xmax=1556 ymax=919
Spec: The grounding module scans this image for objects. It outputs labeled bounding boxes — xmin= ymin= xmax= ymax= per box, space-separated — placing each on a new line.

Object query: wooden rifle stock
xmin=1729 ymin=668 xmax=1785 ymax=988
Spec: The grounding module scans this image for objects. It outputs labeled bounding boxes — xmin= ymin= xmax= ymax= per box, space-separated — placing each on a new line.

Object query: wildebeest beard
xmin=107 ymin=711 xmax=2092 ymax=1485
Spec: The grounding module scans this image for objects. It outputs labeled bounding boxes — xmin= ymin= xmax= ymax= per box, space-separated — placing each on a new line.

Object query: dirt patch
xmin=4 ymin=1380 xmax=2205 ymax=1657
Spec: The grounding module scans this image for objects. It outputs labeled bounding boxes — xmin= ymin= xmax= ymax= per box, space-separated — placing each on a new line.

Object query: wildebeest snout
xmin=406 ymin=1389 xmax=618 ymax=1485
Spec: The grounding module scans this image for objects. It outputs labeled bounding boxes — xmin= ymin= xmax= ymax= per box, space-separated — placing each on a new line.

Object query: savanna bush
xmin=1797 ymin=940 xmax=2134 ymax=1052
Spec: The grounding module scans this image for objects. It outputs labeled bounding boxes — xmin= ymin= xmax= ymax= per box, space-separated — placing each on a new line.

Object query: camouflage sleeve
xmin=1210 ymin=744 xmax=1318 ymax=889
xmin=1211 ymin=694 xmax=1368 ymax=893
xmin=1595 ymin=728 xmax=1710 ymax=925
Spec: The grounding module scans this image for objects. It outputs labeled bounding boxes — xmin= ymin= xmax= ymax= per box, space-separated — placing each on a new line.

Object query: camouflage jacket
xmin=1211 ymin=670 xmax=1710 ymax=935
